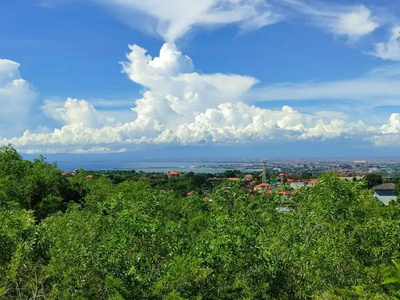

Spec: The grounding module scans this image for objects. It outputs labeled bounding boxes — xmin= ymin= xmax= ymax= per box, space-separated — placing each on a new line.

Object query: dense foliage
xmin=1 ymin=146 xmax=400 ymax=299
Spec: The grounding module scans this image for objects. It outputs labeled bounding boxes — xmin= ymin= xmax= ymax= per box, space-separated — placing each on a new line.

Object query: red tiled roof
xmin=266 ymin=189 xmax=272 ymax=194
xmin=86 ymin=175 xmax=93 ymax=179
xmin=309 ymin=180 xmax=318 ymax=184
xmin=228 ymin=178 xmax=240 ymax=181
xmin=255 ymin=183 xmax=269 ymax=189
xmin=278 ymin=191 xmax=292 ymax=195
xmin=168 ymin=171 xmax=181 ymax=175
xmin=187 ymin=191 xmax=194 ymax=196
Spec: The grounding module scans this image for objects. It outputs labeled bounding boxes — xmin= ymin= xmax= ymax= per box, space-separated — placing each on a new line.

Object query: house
xmin=340 ymin=176 xmax=363 ymax=181
xmin=278 ymin=191 xmax=292 ymax=196
xmin=373 ymin=183 xmax=397 ymax=205
xmin=86 ymin=175 xmax=93 ymax=179
xmin=207 ymin=178 xmax=222 ymax=184
xmin=266 ymin=190 xmax=292 ymax=196
xmin=167 ymin=171 xmax=181 ymax=179
xmin=228 ymin=178 xmax=240 ymax=181
xmin=62 ymin=170 xmax=77 ymax=176
xmin=242 ymin=178 xmax=251 ymax=185
xmin=254 ymin=183 xmax=269 ymax=191
xmin=290 ymin=180 xmax=318 ymax=190
xmin=276 ymin=206 xmax=293 ymax=213
xmin=187 ymin=191 xmax=194 ymax=196
xmin=243 ymin=174 xmax=253 ymax=185
xmin=290 ymin=182 xmax=305 ymax=189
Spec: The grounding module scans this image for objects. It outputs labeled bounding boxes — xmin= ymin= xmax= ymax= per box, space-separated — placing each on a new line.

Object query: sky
xmin=1 ymin=0 xmax=400 ymax=157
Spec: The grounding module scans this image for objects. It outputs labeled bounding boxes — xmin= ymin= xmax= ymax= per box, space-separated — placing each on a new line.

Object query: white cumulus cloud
xmin=1 ymin=101 xmax=383 ymax=152
xmin=121 ymin=43 xmax=258 ymax=131
xmin=0 ymin=59 xmax=37 ymax=138
xmin=2 ymin=42 xmax=400 ymax=153
xmin=42 ymin=98 xmax=115 ymax=128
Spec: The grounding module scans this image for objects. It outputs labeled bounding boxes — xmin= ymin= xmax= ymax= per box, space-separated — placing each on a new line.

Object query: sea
xmin=55 ymin=160 xmax=260 ymax=173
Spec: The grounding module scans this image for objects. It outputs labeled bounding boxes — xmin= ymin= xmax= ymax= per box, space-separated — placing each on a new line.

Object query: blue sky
xmin=1 ymin=0 xmax=400 ymax=156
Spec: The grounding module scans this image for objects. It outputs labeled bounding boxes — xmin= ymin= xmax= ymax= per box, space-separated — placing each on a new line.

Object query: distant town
xmin=110 ymin=158 xmax=400 ymax=179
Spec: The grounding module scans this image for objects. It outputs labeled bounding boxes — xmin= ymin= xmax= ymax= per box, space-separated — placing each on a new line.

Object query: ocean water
xmin=55 ymin=160 xmax=260 ymax=173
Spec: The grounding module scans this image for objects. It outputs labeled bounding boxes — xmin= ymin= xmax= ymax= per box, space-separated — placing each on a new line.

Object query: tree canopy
xmin=1 ymin=146 xmax=400 ymax=299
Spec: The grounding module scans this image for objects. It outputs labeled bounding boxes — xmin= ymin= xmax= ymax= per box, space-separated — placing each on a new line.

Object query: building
xmin=228 ymin=178 xmax=240 ymax=182
xmin=290 ymin=179 xmax=318 ymax=190
xmin=278 ymin=191 xmax=292 ymax=196
xmin=266 ymin=190 xmax=292 ymax=196
xmin=340 ymin=176 xmax=363 ymax=181
xmin=207 ymin=178 xmax=222 ymax=184
xmin=276 ymin=206 xmax=293 ymax=213
xmin=373 ymin=183 xmax=397 ymax=205
xmin=167 ymin=171 xmax=181 ymax=179
xmin=254 ymin=183 xmax=269 ymax=191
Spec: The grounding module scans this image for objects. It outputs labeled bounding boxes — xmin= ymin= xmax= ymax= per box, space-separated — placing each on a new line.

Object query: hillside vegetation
xmin=1 ymin=146 xmax=400 ymax=299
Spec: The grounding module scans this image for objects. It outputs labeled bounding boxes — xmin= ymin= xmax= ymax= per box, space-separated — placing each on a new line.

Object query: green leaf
xmin=382 ymin=277 xmax=400 ymax=285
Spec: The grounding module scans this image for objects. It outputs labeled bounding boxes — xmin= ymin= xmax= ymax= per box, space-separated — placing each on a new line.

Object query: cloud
xmin=160 ymin=102 xmax=371 ymax=144
xmin=369 ymin=114 xmax=400 ymax=146
xmin=121 ymin=43 xmax=258 ymax=131
xmin=1 ymin=102 xmax=369 ymax=148
xmin=249 ymin=64 xmax=400 ymax=104
xmin=42 ymin=98 xmax=115 ymax=128
xmin=283 ymin=0 xmax=380 ymax=39
xmin=2 ymin=43 xmax=400 ymax=153
xmin=71 ymin=146 xmax=127 ymax=154
xmin=98 ymin=0 xmax=282 ymax=41
xmin=372 ymin=27 xmax=400 ymax=61
xmin=24 ymin=146 xmax=127 ymax=154
xmin=332 ymin=5 xmax=380 ymax=38
xmin=0 ymin=59 xmax=37 ymax=138
xmin=6 ymin=100 xmax=399 ymax=152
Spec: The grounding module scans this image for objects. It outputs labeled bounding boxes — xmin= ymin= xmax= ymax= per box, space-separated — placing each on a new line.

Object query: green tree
xmin=364 ymin=174 xmax=383 ymax=189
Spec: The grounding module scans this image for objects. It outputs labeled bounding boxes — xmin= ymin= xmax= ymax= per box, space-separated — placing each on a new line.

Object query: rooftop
xmin=373 ymin=183 xmax=396 ymax=191
xmin=167 ymin=171 xmax=181 ymax=175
